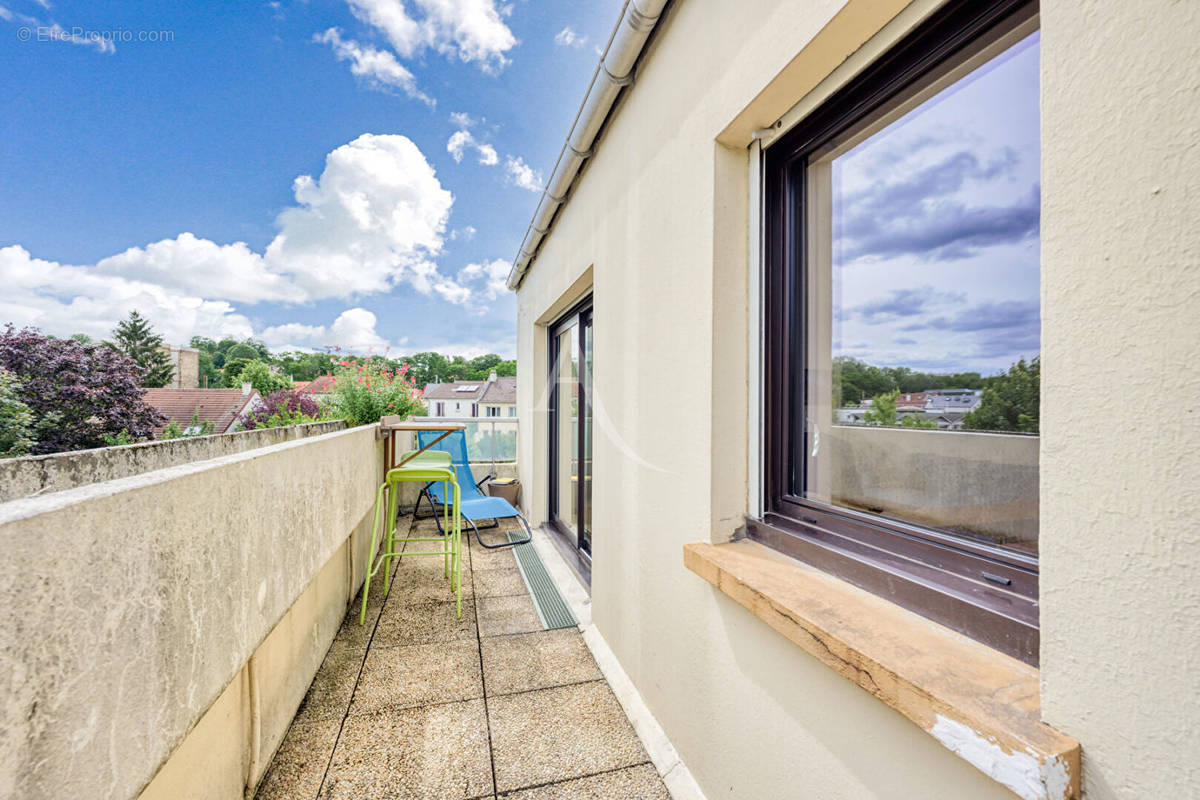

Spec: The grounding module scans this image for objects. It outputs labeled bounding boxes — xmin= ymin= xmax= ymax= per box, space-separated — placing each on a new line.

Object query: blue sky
xmin=832 ymin=31 xmax=1040 ymax=375
xmin=0 ymin=0 xmax=622 ymax=358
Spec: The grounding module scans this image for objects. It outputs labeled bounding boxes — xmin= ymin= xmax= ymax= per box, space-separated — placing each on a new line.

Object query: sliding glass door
xmin=549 ymin=301 xmax=593 ymax=565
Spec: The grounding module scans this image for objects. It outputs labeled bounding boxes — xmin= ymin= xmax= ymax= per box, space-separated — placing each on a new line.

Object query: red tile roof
xmin=142 ymin=388 xmax=260 ymax=435
xmin=295 ymin=374 xmax=338 ymax=394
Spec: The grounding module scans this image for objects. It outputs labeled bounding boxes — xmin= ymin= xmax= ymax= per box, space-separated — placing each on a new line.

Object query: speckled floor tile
xmin=477 ymin=594 xmax=543 ymax=638
xmin=254 ymin=719 xmax=340 ymax=800
xmin=373 ymin=599 xmax=478 ymax=648
xmin=336 ymin=597 xmax=382 ymax=653
xmin=472 ymin=526 xmax=520 ymax=550
xmin=496 ymin=764 xmax=667 ymax=799
xmin=319 ymin=700 xmax=493 ymax=800
xmin=350 ymin=639 xmax=482 ymax=714
xmin=474 ymin=568 xmax=528 ymax=598
xmin=467 ymin=543 xmax=516 ymax=571
xmin=488 ymin=681 xmax=649 ymax=792
xmin=292 ymin=640 xmax=365 ymax=725
xmin=481 ymin=630 xmax=598 ymax=697
xmin=388 ymin=557 xmax=473 ymax=605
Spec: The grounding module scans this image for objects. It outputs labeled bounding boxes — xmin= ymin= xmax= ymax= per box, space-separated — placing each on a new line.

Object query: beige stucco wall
xmin=0 ymin=424 xmax=389 ymax=800
xmin=517 ymin=0 xmax=1013 ymax=797
xmin=515 ymin=0 xmax=1200 ymax=798
xmin=1038 ymin=1 xmax=1200 ymax=797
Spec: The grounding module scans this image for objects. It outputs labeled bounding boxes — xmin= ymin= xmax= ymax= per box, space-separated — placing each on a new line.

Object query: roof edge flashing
xmin=507 ymin=0 xmax=670 ymax=291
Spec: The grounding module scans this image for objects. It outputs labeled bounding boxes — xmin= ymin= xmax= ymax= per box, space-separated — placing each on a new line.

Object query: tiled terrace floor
xmin=256 ymin=513 xmax=671 ymax=800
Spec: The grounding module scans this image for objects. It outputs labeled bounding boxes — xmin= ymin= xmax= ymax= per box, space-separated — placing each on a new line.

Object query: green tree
xmin=107 ymin=310 xmax=175 ymax=387
xmin=189 ymin=336 xmax=217 ymax=353
xmin=224 ymin=342 xmax=260 ymax=363
xmin=213 ymin=337 xmax=240 ymax=367
xmin=222 ymin=357 xmax=254 ymax=385
xmin=863 ymin=390 xmax=899 ymax=426
xmin=70 ymin=333 xmax=93 ymax=344
xmin=197 ymin=350 xmax=221 ymax=388
xmin=235 ymin=360 xmax=292 ymax=396
xmin=0 ymin=368 xmax=36 ymax=458
xmin=963 ymin=357 xmax=1040 ymax=433
xmin=189 ymin=336 xmax=223 ymax=387
xmin=275 ymin=351 xmax=335 ymax=382
xmin=900 ymin=413 xmax=937 ymax=429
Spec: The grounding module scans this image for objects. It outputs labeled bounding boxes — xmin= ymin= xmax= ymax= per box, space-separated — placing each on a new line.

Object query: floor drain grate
xmin=508 ymin=531 xmax=578 ymax=629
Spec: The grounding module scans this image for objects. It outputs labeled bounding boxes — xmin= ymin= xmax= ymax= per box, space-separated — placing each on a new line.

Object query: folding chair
xmin=413 ymin=429 xmax=533 ymax=549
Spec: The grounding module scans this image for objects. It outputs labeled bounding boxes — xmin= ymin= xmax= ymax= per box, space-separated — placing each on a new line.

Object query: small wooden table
xmin=380 ymin=419 xmax=468 ymax=471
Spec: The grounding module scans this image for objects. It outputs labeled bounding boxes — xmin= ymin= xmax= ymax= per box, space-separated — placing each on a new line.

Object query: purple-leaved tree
xmin=0 ymin=325 xmax=165 ymax=454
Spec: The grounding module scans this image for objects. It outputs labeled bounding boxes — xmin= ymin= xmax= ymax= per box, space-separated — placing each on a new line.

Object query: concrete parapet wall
xmin=0 ymin=424 xmax=392 ymax=800
xmin=827 ymin=426 xmax=1038 ymax=547
xmin=0 ymin=420 xmax=348 ymax=503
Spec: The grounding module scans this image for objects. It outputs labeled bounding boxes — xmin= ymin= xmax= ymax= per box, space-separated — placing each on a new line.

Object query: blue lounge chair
xmin=414 ymin=429 xmax=533 ymax=549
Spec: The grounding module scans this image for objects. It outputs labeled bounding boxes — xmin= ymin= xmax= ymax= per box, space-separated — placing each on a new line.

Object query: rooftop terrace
xmin=255 ymin=513 xmax=672 ymax=800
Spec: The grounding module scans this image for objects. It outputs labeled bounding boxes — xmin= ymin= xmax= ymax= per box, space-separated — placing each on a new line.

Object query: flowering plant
xmin=328 ymin=357 xmax=425 ymax=426
xmin=239 ymin=389 xmax=324 ymax=430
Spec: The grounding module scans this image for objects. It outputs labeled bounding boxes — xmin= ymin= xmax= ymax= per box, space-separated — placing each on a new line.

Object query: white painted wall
xmin=515 ymin=0 xmax=1200 ymax=797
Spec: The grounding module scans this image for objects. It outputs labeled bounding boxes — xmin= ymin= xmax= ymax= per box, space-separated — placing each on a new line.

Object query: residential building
xmin=142 ymin=386 xmax=261 ymax=435
xmin=161 ymin=346 xmax=200 ymax=389
xmin=509 ymin=1 xmax=1200 ymax=799
xmin=424 ymin=371 xmax=516 ymax=418
xmin=294 ymin=374 xmax=338 ymax=395
xmin=896 ymin=391 xmax=929 ymax=411
xmin=925 ymin=388 xmax=983 ymax=410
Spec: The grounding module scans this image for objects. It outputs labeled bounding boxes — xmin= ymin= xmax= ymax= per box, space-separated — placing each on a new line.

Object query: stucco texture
xmin=517 ymin=0 xmax=1200 ymax=797
xmin=0 ymin=424 xmax=383 ymax=800
xmin=515 ymin=0 xmax=1021 ymax=797
xmin=1039 ymin=1 xmax=1200 ymax=797
xmin=0 ymin=420 xmax=348 ymax=503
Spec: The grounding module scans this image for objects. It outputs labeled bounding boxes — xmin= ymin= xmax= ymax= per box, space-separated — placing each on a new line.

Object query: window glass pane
xmin=554 ymin=324 xmax=579 ymax=538
xmin=803 ymin=31 xmax=1039 ymax=554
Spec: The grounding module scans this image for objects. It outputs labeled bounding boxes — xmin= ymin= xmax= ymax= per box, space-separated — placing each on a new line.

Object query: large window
xmin=761 ymin=0 xmax=1040 ymax=663
xmin=549 ymin=299 xmax=593 ymax=576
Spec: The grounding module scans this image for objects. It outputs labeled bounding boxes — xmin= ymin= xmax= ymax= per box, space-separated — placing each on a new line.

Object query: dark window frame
xmin=547 ymin=296 xmax=594 ymax=583
xmin=760 ymin=0 xmax=1041 ymax=664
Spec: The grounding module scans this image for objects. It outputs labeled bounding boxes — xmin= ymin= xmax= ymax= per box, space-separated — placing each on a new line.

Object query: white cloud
xmin=94 ymin=233 xmax=302 ymax=304
xmin=504 ymin=155 xmax=543 ymax=192
xmin=476 ymin=143 xmax=498 ymax=166
xmin=416 ymin=0 xmax=516 ymax=71
xmin=266 ymin=133 xmax=457 ymax=300
xmin=0 ymin=7 xmax=13 ymax=22
xmin=0 ymin=244 xmax=256 ymax=347
xmin=458 ymin=258 xmax=510 ymax=300
xmin=0 ymin=246 xmax=417 ymax=356
xmin=449 ymin=111 xmax=477 ymax=128
xmin=0 ymin=134 xmax=486 ymax=347
xmin=449 ymin=225 xmax=477 ymax=241
xmin=446 ymin=130 xmax=473 ymax=162
xmin=554 ymin=26 xmax=586 ymax=49
xmin=446 ymin=129 xmax=499 ymax=166
xmin=316 ymin=28 xmax=433 ymax=106
xmin=261 ymin=308 xmax=393 ymax=353
xmin=345 ymin=0 xmax=516 ymax=73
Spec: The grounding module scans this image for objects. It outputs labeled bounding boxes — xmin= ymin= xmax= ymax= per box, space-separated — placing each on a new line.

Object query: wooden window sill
xmin=684 ymin=540 xmax=1079 ymax=800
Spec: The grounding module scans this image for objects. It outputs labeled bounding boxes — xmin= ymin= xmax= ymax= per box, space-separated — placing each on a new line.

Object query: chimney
xmin=241 ymin=381 xmax=252 ymax=396
xmin=488 ymin=369 xmax=498 ymax=383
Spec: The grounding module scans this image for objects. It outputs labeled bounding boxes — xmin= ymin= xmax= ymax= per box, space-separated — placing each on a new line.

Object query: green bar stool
xmin=359 ymin=459 xmax=462 ymax=623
